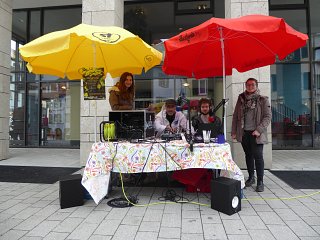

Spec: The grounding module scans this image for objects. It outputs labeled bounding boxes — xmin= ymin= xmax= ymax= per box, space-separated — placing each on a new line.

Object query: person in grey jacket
xmin=231 ymin=78 xmax=271 ymax=192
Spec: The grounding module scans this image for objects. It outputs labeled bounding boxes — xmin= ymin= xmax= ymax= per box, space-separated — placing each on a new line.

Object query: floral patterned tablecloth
xmin=82 ymin=140 xmax=244 ymax=204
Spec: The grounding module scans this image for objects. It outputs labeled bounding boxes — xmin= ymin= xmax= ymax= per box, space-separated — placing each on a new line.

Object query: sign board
xmin=80 ymin=67 xmax=106 ymax=100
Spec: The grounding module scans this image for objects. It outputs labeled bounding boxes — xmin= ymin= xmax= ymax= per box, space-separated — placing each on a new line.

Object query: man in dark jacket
xmin=231 ymin=78 xmax=271 ymax=192
xmin=192 ymin=98 xmax=222 ymax=139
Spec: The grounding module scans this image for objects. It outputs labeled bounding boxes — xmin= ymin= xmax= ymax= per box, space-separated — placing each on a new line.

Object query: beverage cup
xmin=217 ymin=134 xmax=225 ymax=144
xmin=202 ymin=130 xmax=210 ymax=144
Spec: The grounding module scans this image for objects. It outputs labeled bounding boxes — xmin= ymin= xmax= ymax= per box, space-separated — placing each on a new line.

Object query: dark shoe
xmin=256 ymin=181 xmax=264 ymax=192
xmin=245 ymin=177 xmax=255 ymax=187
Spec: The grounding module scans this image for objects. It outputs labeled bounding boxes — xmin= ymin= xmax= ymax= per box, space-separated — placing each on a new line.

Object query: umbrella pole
xmin=218 ymin=27 xmax=227 ymax=138
xmin=94 ymin=100 xmax=97 ymax=143
xmin=92 ymin=42 xmax=97 ymax=143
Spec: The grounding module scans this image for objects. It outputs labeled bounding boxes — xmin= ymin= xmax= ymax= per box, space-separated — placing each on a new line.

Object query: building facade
xmin=1 ymin=0 xmax=319 ymax=169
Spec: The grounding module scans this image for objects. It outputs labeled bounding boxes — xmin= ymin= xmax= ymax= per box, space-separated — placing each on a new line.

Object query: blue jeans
xmin=241 ymin=131 xmax=264 ymax=181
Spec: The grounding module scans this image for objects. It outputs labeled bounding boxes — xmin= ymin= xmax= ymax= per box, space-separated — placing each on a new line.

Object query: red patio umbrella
xmin=163 ymin=14 xmax=308 ymax=135
xmin=164 ymin=15 xmax=308 ymax=190
xmin=163 ymin=14 xmax=308 ymax=79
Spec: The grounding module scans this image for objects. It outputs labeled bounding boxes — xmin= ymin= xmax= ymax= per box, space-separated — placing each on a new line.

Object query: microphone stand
xmin=211 ymin=98 xmax=229 ymax=135
xmin=210 ymin=98 xmax=228 ymax=179
xmin=177 ymin=96 xmax=193 ymax=152
xmin=187 ymin=99 xmax=193 ymax=152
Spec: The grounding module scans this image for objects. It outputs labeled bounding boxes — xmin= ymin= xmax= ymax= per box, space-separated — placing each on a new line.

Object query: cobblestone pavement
xmin=0 ymin=148 xmax=319 ymax=240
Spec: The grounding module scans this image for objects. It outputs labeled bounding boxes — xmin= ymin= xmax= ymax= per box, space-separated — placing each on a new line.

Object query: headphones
xmin=198 ymin=98 xmax=213 ymax=110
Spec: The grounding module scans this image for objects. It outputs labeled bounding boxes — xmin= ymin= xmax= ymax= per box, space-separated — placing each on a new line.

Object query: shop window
xmin=303 ymin=72 xmax=310 ymax=90
xmin=198 ymin=79 xmax=207 ymax=95
xmin=271 ymin=74 xmax=277 ymax=92
xmin=159 ymin=79 xmax=169 ymax=88
xmin=270 ymin=0 xmax=305 ymax=5
xmin=175 ymin=0 xmax=213 ymax=15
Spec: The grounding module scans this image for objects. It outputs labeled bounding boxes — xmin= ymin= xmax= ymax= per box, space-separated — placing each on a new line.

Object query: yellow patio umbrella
xmin=19 ymin=23 xmax=163 ymax=79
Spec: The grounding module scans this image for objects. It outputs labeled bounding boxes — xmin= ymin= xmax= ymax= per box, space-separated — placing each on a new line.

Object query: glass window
xmin=125 ymin=2 xmax=175 ymax=44
xmin=135 ymin=78 xmax=153 ymax=109
xmin=43 ymin=7 xmax=81 ymax=34
xmin=124 ymin=1 xmax=214 ymax=44
xmin=9 ymin=81 xmax=25 ymax=146
xmin=315 ymin=46 xmax=320 ymax=61
xmin=40 ymin=81 xmax=80 ymax=147
xmin=310 ymin=0 xmax=320 ymax=34
xmin=30 ymin=10 xmax=41 ymax=41
xmin=11 ymin=40 xmax=26 ymax=73
xmin=10 ymin=39 xmax=26 ymax=147
xmin=12 ymin=7 xmax=81 ymax=148
xmin=27 ymin=82 xmax=40 ymax=146
xmin=176 ymin=0 xmax=212 ymax=12
xmin=270 ymin=10 xmax=307 ymax=34
xmin=42 ymin=75 xmax=68 ymax=82
xmin=12 ymin=11 xmax=27 ymax=41
xmin=134 ymin=67 xmax=216 ymax=119
xmin=270 ymin=0 xmax=305 ymax=5
xmin=313 ymin=44 xmax=320 ymax=147
xmin=271 ymin=63 xmax=312 ymax=148
xmin=10 ymin=40 xmax=17 ymax=72
xmin=175 ymin=14 xmax=212 ymax=31
xmin=270 ymin=9 xmax=308 ymax=63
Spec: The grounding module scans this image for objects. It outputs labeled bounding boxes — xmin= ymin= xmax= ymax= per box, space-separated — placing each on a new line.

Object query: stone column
xmin=0 ymin=0 xmax=12 ymax=160
xmin=80 ymin=0 xmax=124 ymax=166
xmin=224 ymin=0 xmax=272 ymax=169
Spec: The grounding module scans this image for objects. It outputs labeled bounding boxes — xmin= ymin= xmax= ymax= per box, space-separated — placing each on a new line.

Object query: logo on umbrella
xmin=144 ymin=55 xmax=155 ymax=66
xmin=179 ymin=32 xmax=196 ymax=43
xmin=92 ymin=32 xmax=121 ymax=43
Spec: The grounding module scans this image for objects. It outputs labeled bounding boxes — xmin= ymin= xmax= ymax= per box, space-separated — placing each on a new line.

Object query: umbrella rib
xmin=191 ymin=42 xmax=210 ymax=77
xmin=239 ymin=33 xmax=277 ymax=56
xmin=118 ymin=38 xmax=146 ymax=71
xmin=96 ymin=41 xmax=108 ymax=73
xmin=64 ymin=37 xmax=88 ymax=77
xmin=209 ymin=28 xmax=277 ymax=56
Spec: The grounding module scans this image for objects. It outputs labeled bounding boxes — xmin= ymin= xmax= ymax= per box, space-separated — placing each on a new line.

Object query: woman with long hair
xmin=109 ymin=72 xmax=135 ymax=110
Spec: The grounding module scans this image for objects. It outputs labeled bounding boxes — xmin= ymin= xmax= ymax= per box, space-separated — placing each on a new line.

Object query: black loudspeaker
xmin=59 ymin=174 xmax=84 ymax=209
xmin=211 ymin=177 xmax=241 ymax=215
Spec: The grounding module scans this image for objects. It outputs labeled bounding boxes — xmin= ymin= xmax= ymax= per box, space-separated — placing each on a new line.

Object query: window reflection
xmin=270 ymin=0 xmax=305 ymax=5
xmin=40 ymin=82 xmax=80 ymax=147
xmin=27 ymin=83 xmax=40 ymax=146
xmin=134 ymin=68 xmax=217 ymax=117
xmin=11 ymin=7 xmax=81 ymax=147
xmin=10 ymin=40 xmax=26 ymax=146
xmin=271 ymin=63 xmax=312 ymax=148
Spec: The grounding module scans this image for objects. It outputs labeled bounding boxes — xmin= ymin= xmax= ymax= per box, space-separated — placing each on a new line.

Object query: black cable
xmin=157 ymin=141 xmax=183 ymax=169
xmin=107 ymin=137 xmax=203 ymax=207
xmin=158 ymin=189 xmax=182 ymax=202
xmin=131 ymin=138 xmax=157 ymax=188
xmin=108 ymin=141 xmax=141 ymax=208
xmin=109 ymin=138 xmax=164 ymax=205
xmin=107 ymin=196 xmax=138 ymax=208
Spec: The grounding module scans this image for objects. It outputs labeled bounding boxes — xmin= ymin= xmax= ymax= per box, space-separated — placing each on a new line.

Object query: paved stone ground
xmin=0 ymin=148 xmax=319 ymax=240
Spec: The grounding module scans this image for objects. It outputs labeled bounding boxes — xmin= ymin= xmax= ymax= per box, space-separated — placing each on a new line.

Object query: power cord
xmin=158 ymin=189 xmax=182 ymax=202
xmin=105 ymin=140 xmax=320 ymax=207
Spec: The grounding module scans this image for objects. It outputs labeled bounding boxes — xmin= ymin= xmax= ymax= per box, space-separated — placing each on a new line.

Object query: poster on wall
xmin=80 ymin=67 xmax=106 ymax=100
